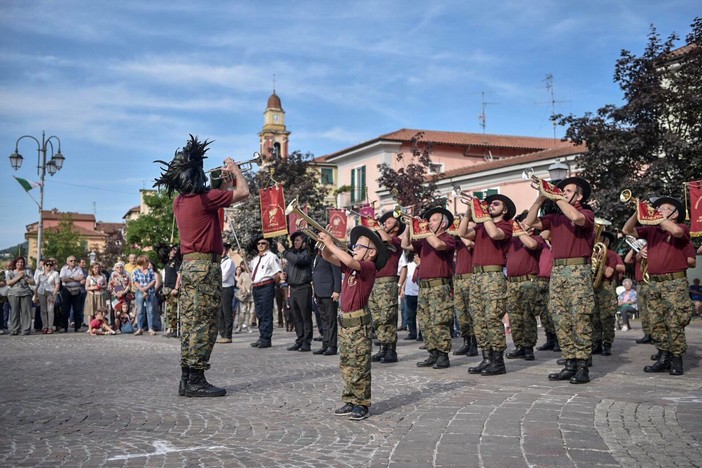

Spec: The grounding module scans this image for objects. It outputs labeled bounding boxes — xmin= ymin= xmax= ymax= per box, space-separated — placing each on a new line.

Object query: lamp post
xmin=9 ymin=131 xmax=66 ymax=266
xmin=547 ymin=159 xmax=569 ymax=181
xmin=88 ymin=251 xmax=97 ymax=265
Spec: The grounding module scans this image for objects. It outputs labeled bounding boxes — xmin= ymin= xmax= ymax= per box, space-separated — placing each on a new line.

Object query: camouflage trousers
xmin=417 ymin=281 xmax=453 ymax=354
xmin=162 ymin=287 xmax=179 ymax=331
xmin=535 ymin=278 xmax=554 ymax=335
xmin=592 ymin=284 xmax=617 ymax=345
xmin=339 ymin=321 xmax=372 ymax=406
xmin=638 ymin=283 xmax=650 ymax=335
xmin=647 ymin=277 xmax=693 ymax=356
xmin=469 ymin=272 xmax=507 ymax=352
xmin=453 ymin=275 xmax=474 ymax=338
xmin=178 ymin=259 xmax=221 ymax=370
xmin=549 ymin=264 xmax=593 ymax=360
xmin=506 ymin=279 xmax=540 ymax=347
xmin=368 ymin=278 xmax=399 ymax=344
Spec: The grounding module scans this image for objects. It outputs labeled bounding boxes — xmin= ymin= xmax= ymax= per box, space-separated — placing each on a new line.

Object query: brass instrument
xmin=619 ymin=189 xmax=636 ymax=208
xmin=592 ymin=217 xmax=612 ymax=288
xmin=207 ymin=152 xmax=263 ymax=179
xmin=624 ymin=235 xmax=649 ymax=284
xmin=522 ymin=167 xmax=543 ymax=190
xmin=452 ymin=186 xmax=475 ymax=205
xmin=522 ymin=168 xmax=563 ymax=199
xmin=285 ymin=198 xmax=349 ymax=253
xmin=392 ymin=205 xmax=414 ymax=223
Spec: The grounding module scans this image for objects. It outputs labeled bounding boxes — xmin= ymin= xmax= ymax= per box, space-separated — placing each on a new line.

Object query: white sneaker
xmin=621 ymin=325 xmax=629 ymax=332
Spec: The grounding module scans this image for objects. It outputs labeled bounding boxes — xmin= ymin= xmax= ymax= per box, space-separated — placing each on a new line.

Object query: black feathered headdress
xmin=153 ymin=134 xmax=212 ymax=195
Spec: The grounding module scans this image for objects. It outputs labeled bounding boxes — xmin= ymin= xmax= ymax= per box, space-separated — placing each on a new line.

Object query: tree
xmin=43 ymin=214 xmax=87 ymax=263
xmin=101 ymin=228 xmax=126 ymax=268
xmin=125 ymin=191 xmax=178 ymax=257
xmin=377 ymin=132 xmax=440 ymax=212
xmin=228 ymin=150 xmax=330 ymax=255
xmin=557 ymin=18 xmax=702 ymax=229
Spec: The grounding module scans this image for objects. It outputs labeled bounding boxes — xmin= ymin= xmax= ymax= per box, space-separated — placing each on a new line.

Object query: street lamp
xmin=88 ymin=251 xmax=97 ymax=264
xmin=548 ymin=159 xmax=569 ymax=181
xmin=9 ymin=131 xmax=66 ymax=266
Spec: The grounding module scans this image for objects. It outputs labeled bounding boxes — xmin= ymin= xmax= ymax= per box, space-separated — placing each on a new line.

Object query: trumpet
xmin=522 ymin=167 xmax=542 ymax=190
xmin=522 ymin=167 xmax=563 ymax=199
xmin=392 ymin=205 xmax=416 ymax=223
xmin=207 ymin=152 xmax=263 ymax=179
xmin=453 ymin=188 xmax=475 ymax=205
xmin=624 ymin=235 xmax=649 ymax=284
xmin=285 ymin=198 xmax=349 ymax=253
xmin=619 ymin=189 xmax=636 ymax=208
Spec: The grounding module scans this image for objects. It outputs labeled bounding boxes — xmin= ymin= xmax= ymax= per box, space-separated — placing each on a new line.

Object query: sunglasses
xmin=257 ymin=242 xmax=269 ymax=246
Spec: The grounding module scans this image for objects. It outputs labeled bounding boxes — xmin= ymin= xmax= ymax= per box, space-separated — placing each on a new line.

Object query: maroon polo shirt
xmin=411 ymin=232 xmax=456 ymax=280
xmin=340 ymin=261 xmax=376 ymax=313
xmin=634 ymin=260 xmax=643 ymax=282
xmin=538 ymin=243 xmax=553 ymax=279
xmin=603 ymin=250 xmax=623 ymax=280
xmin=454 ymin=238 xmax=473 ymax=275
xmin=636 ymin=224 xmax=691 ymax=275
xmin=540 ymin=206 xmax=594 ymax=259
xmin=377 ymin=236 xmax=402 ymax=278
xmin=472 ymin=220 xmax=513 ymax=266
xmin=506 ymin=235 xmax=544 ymax=277
xmin=175 ymin=189 xmax=233 ymax=255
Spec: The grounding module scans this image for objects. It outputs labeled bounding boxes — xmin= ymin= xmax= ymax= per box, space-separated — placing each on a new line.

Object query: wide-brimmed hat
xmin=652 ymin=196 xmax=685 ymax=223
xmin=485 ymin=194 xmax=517 ymax=221
xmin=557 ymin=177 xmax=592 ymax=204
xmin=421 ymin=206 xmax=454 ymax=229
xmin=349 ymin=225 xmax=388 ymax=270
xmin=378 ymin=211 xmax=405 ymax=235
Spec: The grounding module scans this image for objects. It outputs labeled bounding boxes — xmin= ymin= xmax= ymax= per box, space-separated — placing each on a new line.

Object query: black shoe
xmin=557 ymin=357 xmax=567 ymax=366
xmin=602 ymin=343 xmax=612 ymax=356
xmin=481 ymin=350 xmax=506 ymax=376
xmin=380 ymin=344 xmax=397 ymax=363
xmin=298 ymin=344 xmax=311 ymax=352
xmin=334 ymin=403 xmax=355 ymax=416
xmin=548 ymin=359 xmax=576 ymax=381
xmin=323 ymin=347 xmax=337 ymax=356
xmin=552 ymin=341 xmax=561 ymax=352
xmin=651 ymin=349 xmax=662 ymax=361
xmin=417 ymin=350 xmax=439 ymax=367
xmin=313 ymin=347 xmax=326 ymax=355
xmin=644 ymin=350 xmax=671 ymax=373
xmin=669 ymin=355 xmax=684 ymax=376
xmin=258 ymin=341 xmax=272 ymax=349
xmin=179 ymin=366 xmax=189 ymax=396
xmin=467 ymin=336 xmax=479 ymax=356
xmin=524 ymin=346 xmax=535 ymax=361
xmin=569 ymin=359 xmax=590 ymax=384
xmin=287 ymin=343 xmax=302 ymax=351
xmin=506 ymin=346 xmax=526 ymax=359
xmin=432 ymin=351 xmax=450 ymax=369
xmin=313 ymin=336 xmax=323 ymax=342
xmin=250 ymin=340 xmax=261 ymax=348
xmin=184 ymin=369 xmax=226 ymax=397
xmin=591 ymin=342 xmax=603 ymax=355
xmin=636 ymin=334 xmax=652 ymax=344
xmin=371 ymin=344 xmax=387 ymax=362
xmin=348 ymin=405 xmax=369 ymax=421
xmin=468 ymin=350 xmax=492 ymax=374
xmin=537 ymin=332 xmax=556 ymax=351
xmin=453 ymin=337 xmax=471 ymax=356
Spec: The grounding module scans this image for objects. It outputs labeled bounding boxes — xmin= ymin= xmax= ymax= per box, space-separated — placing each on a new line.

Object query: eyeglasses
xmin=68 ymin=259 xmax=75 ymax=262
xmin=257 ymin=242 xmax=269 ymax=246
xmin=351 ymin=244 xmax=375 ymax=251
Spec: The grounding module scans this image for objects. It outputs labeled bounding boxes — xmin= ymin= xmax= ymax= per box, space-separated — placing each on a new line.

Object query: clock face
xmin=273 ymin=114 xmax=279 ymax=122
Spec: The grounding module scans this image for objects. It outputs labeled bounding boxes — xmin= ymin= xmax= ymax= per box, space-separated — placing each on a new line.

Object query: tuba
xmin=284 ymin=198 xmax=349 ymax=253
xmin=624 ymin=235 xmax=649 ymax=284
xmin=591 ymin=217 xmax=612 ymax=288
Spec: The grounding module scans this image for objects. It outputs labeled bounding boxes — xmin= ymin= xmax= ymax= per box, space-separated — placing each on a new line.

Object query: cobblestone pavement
xmin=1 ymin=319 xmax=701 ymax=468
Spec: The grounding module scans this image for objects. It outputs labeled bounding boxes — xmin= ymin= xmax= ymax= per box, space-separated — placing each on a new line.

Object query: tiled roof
xmin=41 ymin=210 xmax=95 ymax=222
xmin=436 ymin=143 xmax=587 ymax=180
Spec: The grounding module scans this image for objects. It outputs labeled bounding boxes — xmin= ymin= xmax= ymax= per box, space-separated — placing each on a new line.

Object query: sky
xmin=0 ymin=0 xmax=699 ymax=249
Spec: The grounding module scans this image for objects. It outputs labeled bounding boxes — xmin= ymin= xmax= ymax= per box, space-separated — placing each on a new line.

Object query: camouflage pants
xmin=506 ymin=279 xmax=539 ymax=347
xmin=638 ymin=283 xmax=650 ymax=335
xmin=417 ymin=282 xmax=453 ymax=354
xmin=339 ymin=321 xmax=372 ymax=406
xmin=469 ymin=272 xmax=507 ymax=352
xmin=453 ymin=275 xmax=474 ymax=338
xmin=592 ymin=284 xmax=617 ymax=345
xmin=178 ymin=259 xmax=221 ymax=370
xmin=647 ymin=277 xmax=693 ymax=356
xmin=162 ymin=287 xmax=179 ymax=331
xmin=368 ymin=278 xmax=399 ymax=344
xmin=535 ymin=278 xmax=554 ymax=335
xmin=549 ymin=264 xmax=593 ymax=360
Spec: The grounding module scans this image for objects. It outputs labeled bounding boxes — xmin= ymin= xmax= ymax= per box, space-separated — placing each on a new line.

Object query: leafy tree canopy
xmin=43 ymin=214 xmax=87 ymax=264
xmin=125 ymin=190 xmax=178 ymax=264
xmin=557 ymin=17 xmax=702 ymax=230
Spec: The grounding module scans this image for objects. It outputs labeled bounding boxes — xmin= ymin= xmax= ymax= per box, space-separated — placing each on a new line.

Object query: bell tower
xmin=259 ymin=90 xmax=290 ymax=160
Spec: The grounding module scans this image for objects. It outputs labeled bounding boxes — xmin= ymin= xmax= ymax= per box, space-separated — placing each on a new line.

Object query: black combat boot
xmin=185 ymin=369 xmax=227 ymax=397
xmin=481 ymin=350 xmax=506 ymax=376
xmin=467 ymin=335 xmax=479 ymax=356
xmin=591 ymin=341 xmax=603 ymax=355
xmin=602 ymin=343 xmax=612 ymax=356
xmin=524 ymin=346 xmax=535 ymax=361
xmin=552 ymin=338 xmax=561 ymax=352
xmin=644 ymin=350 xmax=671 ymax=373
xmin=179 ymin=366 xmax=189 ymax=396
xmin=380 ymin=343 xmax=398 ymax=363
xmin=506 ymin=345 xmax=525 ymax=359
xmin=669 ymin=354 xmax=684 ymax=376
xmin=417 ymin=349 xmax=439 ymax=367
xmin=548 ymin=359 xmax=576 ymax=381
xmin=569 ymin=359 xmax=590 ymax=384
xmin=468 ymin=349 xmax=492 ymax=374
xmin=432 ymin=351 xmax=450 ymax=369
xmin=636 ymin=334 xmax=652 ymax=344
xmin=536 ymin=332 xmax=556 ymax=351
xmin=371 ymin=344 xmax=387 ymax=362
xmin=650 ymin=349 xmax=662 ymax=361
xmin=453 ymin=336 xmax=471 ymax=355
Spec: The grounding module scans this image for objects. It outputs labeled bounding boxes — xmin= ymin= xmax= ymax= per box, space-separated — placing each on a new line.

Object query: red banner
xmin=447 ymin=217 xmax=461 ymax=236
xmin=411 ymin=217 xmax=432 ymax=239
xmin=637 ymin=199 xmax=665 ymax=226
xmin=287 ymin=204 xmax=308 ymax=237
xmin=359 ymin=204 xmax=379 ymax=228
xmin=512 ymin=220 xmax=526 ymax=237
xmin=260 ymin=184 xmax=287 ymax=238
xmin=470 ymin=197 xmax=490 ymax=223
xmin=539 ymin=179 xmax=564 ymax=200
xmin=689 ymin=180 xmax=702 ymax=237
xmin=328 ymin=209 xmax=348 ymax=241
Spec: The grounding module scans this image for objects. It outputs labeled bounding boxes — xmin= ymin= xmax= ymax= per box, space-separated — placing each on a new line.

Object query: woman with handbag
xmin=84 ymin=263 xmax=108 ymax=326
xmin=6 ymin=256 xmax=36 ymax=335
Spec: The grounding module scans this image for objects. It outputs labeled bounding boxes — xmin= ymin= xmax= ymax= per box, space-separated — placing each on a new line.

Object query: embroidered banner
xmin=327 ymin=208 xmax=348 ymax=241
xmin=688 ymin=180 xmax=702 ymax=237
xmin=260 ymin=184 xmax=288 ymax=238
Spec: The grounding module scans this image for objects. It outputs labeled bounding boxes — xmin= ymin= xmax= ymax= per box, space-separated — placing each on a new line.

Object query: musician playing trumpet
xmin=524 ymin=176 xmax=595 ymax=384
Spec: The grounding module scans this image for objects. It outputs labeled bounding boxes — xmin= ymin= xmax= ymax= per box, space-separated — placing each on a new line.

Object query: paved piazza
xmin=1 ymin=320 xmax=701 ymax=467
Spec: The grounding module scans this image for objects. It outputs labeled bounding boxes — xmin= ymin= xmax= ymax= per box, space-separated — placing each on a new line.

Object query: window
xmin=350 ymin=166 xmax=366 ymax=203
xmin=428 ymin=162 xmax=444 ymax=175
xmin=472 ymin=188 xmax=498 ymax=200
xmin=321 ymin=168 xmax=334 ymax=185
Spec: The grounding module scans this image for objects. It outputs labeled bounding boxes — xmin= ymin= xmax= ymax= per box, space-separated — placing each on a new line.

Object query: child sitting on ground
xmin=89 ymin=309 xmax=117 ymax=335
xmin=114 ymin=301 xmax=135 ymax=334
xmin=318 ymin=225 xmax=388 ymax=421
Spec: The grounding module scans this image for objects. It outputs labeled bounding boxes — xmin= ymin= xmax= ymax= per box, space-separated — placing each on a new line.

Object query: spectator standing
xmin=84 ymin=262 xmax=108 ymax=326
xmin=162 ymin=246 xmax=181 ymax=338
xmin=278 ymin=232 xmax=314 ymax=352
xmin=6 ymin=256 xmax=35 ymax=335
xmin=109 ymin=262 xmax=131 ymax=310
xmin=235 ymin=264 xmax=253 ymax=333
xmin=401 ymin=252 xmax=420 ymax=340
xmin=249 ymin=237 xmax=282 ymax=349
xmin=37 ymin=259 xmax=60 ymax=334
xmin=311 ymin=248 xmax=342 ymax=355
xmin=59 ymin=256 xmax=85 ymax=333
xmin=132 ymin=255 xmax=157 ymax=336
xmin=77 ymin=258 xmax=89 ymax=327
xmin=217 ymin=243 xmax=236 ymax=344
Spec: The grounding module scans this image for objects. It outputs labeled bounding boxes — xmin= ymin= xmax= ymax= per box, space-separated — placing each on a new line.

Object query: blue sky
xmin=0 ymin=0 xmax=698 ymax=249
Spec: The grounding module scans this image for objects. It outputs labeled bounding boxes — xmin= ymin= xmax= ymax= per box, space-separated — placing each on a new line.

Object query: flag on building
xmin=13 ymin=176 xmax=42 ymax=192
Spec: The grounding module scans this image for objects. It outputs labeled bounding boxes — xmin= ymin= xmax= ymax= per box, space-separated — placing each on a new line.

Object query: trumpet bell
xmin=620 ymin=189 xmax=632 ymax=203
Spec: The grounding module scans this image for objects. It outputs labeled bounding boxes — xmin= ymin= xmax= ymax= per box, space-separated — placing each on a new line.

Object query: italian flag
xmin=13 ymin=176 xmax=42 ymax=192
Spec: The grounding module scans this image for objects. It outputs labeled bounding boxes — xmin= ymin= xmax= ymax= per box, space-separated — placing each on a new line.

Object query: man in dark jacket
xmin=311 ymin=248 xmax=342 ymax=355
xmin=278 ymin=232 xmax=314 ymax=352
